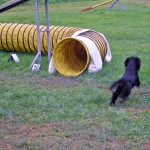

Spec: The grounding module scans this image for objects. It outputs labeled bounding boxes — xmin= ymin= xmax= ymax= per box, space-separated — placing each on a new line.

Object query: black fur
xmin=109 ymin=56 xmax=141 ymax=106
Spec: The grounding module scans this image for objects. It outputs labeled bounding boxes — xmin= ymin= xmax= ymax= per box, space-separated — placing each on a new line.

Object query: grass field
xmin=0 ymin=0 xmax=150 ymax=149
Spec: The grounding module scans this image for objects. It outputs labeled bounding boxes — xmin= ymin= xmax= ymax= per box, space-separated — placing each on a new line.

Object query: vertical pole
xmin=35 ymin=0 xmax=42 ymax=65
xmin=45 ymin=0 xmax=51 ymax=62
xmin=30 ymin=0 xmax=52 ymax=69
xmin=29 ymin=0 xmax=42 ymax=69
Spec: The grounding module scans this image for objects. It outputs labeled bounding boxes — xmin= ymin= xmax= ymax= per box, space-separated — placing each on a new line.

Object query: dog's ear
xmin=124 ymin=57 xmax=130 ymax=67
xmin=136 ymin=57 xmax=141 ymax=71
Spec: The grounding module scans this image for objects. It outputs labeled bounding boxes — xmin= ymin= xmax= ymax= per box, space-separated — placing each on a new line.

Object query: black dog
xmin=109 ymin=56 xmax=141 ymax=106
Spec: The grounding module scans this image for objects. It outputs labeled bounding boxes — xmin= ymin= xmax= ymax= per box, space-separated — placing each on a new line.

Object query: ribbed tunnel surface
xmin=0 ymin=23 xmax=108 ymax=76
xmin=53 ymin=37 xmax=90 ymax=76
xmin=0 ymin=23 xmax=82 ymax=54
xmin=52 ymin=30 xmax=107 ymax=76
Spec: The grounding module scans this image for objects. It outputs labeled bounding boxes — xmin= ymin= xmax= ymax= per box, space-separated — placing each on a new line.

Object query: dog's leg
xmin=135 ymin=76 xmax=140 ymax=87
xmin=119 ymin=86 xmax=131 ymax=103
xmin=110 ymin=87 xmax=122 ymax=106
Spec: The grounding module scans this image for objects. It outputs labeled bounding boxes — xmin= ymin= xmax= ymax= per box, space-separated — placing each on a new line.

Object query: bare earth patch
xmin=28 ymin=75 xmax=109 ymax=92
xmin=1 ymin=118 xmax=150 ymax=150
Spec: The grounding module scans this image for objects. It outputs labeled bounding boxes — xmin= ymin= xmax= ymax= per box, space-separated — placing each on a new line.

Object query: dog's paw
xmin=119 ymin=98 xmax=126 ymax=103
xmin=109 ymin=87 xmax=116 ymax=93
xmin=110 ymin=102 xmax=115 ymax=107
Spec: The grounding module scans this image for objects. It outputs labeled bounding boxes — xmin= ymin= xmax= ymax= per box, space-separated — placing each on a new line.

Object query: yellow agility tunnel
xmin=0 ymin=23 xmax=111 ymax=76
xmin=0 ymin=23 xmax=82 ymax=54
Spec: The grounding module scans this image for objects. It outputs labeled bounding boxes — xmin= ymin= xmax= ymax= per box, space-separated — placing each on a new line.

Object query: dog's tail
xmin=109 ymin=79 xmax=126 ymax=92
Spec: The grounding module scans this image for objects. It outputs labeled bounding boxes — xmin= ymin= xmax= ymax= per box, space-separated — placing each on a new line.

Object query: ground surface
xmin=0 ymin=0 xmax=150 ymax=149
xmin=0 ymin=75 xmax=150 ymax=150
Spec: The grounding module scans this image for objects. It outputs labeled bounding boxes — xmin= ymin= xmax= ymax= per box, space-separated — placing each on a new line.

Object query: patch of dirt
xmin=138 ymin=88 xmax=150 ymax=96
xmin=127 ymin=105 xmax=150 ymax=118
xmin=30 ymin=75 xmax=106 ymax=89
xmin=128 ymin=105 xmax=150 ymax=111
xmin=0 ymin=119 xmax=101 ymax=149
xmin=140 ymin=142 xmax=150 ymax=150
xmin=0 ymin=72 xmax=106 ymax=89
xmin=0 ymin=118 xmax=148 ymax=150
xmin=31 ymin=76 xmax=81 ymax=88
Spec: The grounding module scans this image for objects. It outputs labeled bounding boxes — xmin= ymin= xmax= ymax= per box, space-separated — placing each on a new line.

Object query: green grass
xmin=0 ymin=0 xmax=150 ymax=149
